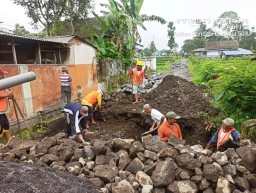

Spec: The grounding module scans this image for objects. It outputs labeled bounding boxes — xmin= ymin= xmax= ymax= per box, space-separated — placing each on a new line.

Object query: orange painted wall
xmin=1 ymin=64 xmax=98 ymax=122
xmin=0 ymin=66 xmax=24 ymax=121
xmin=67 ymin=64 xmax=98 ymax=97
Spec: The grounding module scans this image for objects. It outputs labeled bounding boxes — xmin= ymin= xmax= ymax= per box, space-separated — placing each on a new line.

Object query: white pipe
xmin=0 ymin=71 xmax=36 ymax=90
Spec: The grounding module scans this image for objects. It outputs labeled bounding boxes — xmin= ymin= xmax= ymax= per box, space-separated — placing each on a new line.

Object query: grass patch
xmin=156 ymin=56 xmax=181 ymax=73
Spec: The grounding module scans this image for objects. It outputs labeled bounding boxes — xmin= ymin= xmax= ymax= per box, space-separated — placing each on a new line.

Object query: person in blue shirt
xmin=63 ymin=103 xmax=92 ymax=144
xmin=59 ymin=66 xmax=73 ymax=109
xmin=207 ymin=118 xmax=240 ymax=150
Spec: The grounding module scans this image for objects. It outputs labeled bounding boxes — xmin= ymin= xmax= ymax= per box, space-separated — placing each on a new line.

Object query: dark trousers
xmin=61 ymin=87 xmax=71 ymax=109
xmin=64 ymin=113 xmax=88 ymax=137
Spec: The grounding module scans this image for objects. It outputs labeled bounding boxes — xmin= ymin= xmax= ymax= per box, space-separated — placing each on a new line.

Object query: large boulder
xmin=247 ymin=174 xmax=256 ymax=188
xmin=142 ymin=135 xmax=167 ymax=153
xmin=168 ymin=135 xmax=186 ymax=147
xmin=157 ymin=147 xmax=178 ymax=159
xmin=236 ymin=147 xmax=256 ymax=173
xmin=211 ymin=152 xmax=229 ymax=166
xmin=112 ymin=180 xmax=134 ymax=193
xmin=167 ymin=180 xmax=198 ymax=193
xmin=126 ymin=158 xmax=145 ymax=174
xmin=35 ymin=137 xmax=57 ymax=154
xmin=129 ymin=141 xmax=144 ymax=158
xmin=83 ymin=146 xmax=95 ymax=159
xmin=91 ymin=139 xmax=107 ymax=156
xmin=216 ymin=177 xmax=232 ymax=193
xmin=59 ymin=147 xmax=74 ymax=162
xmin=42 ymin=154 xmax=59 ymax=165
xmin=151 ymin=158 xmax=177 ymax=187
xmin=136 ymin=171 xmax=153 ymax=186
xmin=117 ymin=150 xmax=131 ymax=170
xmin=175 ymin=153 xmax=201 ymax=170
xmin=234 ymin=176 xmax=251 ymax=191
xmin=112 ymin=138 xmax=131 ymax=151
xmin=203 ymin=164 xmax=219 ymax=182
xmin=93 ymin=165 xmax=119 ymax=183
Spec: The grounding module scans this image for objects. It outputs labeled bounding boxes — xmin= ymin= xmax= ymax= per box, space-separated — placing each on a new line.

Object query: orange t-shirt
xmin=0 ymin=90 xmax=9 ymax=113
xmin=158 ymin=121 xmax=183 ymax=142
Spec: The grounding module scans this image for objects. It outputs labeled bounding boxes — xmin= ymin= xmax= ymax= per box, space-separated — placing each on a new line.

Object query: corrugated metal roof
xmin=194 ymin=48 xmax=205 ymax=52
xmin=222 ymin=50 xmax=253 ymax=56
xmin=206 ymin=40 xmax=239 ymax=50
xmin=0 ymin=32 xmax=70 ymax=44
xmin=44 ymin=36 xmax=74 ymax=43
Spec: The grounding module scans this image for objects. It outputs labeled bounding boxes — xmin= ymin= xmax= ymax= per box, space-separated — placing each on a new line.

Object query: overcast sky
xmin=1 ymin=0 xmax=256 ymax=50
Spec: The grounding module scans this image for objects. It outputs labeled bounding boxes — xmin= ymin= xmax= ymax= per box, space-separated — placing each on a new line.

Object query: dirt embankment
xmin=90 ymin=75 xmax=218 ymax=146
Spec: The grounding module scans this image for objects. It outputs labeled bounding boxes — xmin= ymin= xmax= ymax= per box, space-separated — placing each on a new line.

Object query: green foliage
xmin=33 ymin=123 xmax=48 ymax=136
xmin=107 ymin=73 xmax=128 ymax=92
xmin=189 ymin=57 xmax=256 ymax=130
xmin=13 ymin=23 xmax=30 ymax=36
xmin=156 ymin=56 xmax=181 ymax=72
xmin=20 ymin=129 xmax=32 ymax=140
xmin=167 ymin=21 xmax=178 ymax=51
xmin=89 ymin=0 xmax=166 ymax=72
xmin=13 ymin=0 xmax=93 ymax=36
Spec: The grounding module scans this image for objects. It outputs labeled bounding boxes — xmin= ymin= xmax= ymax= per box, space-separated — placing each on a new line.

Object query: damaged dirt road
xmin=0 ymin=59 xmax=226 ymax=193
xmin=91 ymin=59 xmax=218 ymax=146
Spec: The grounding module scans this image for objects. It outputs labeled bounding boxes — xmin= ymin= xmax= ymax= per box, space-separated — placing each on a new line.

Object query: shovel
xmin=141 ymin=126 xmax=159 ymax=136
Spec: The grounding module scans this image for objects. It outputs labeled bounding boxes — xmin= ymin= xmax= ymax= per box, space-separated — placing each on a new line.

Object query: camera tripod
xmin=9 ymin=96 xmax=34 ymax=139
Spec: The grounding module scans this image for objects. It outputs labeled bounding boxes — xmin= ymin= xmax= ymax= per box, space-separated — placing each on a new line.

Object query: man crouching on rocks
xmin=63 ymin=103 xmax=93 ymax=144
xmin=158 ymin=111 xmax=183 ymax=142
xmin=207 ymin=118 xmax=240 ymax=150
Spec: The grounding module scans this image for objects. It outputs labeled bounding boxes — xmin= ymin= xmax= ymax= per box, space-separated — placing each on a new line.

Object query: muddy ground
xmin=89 ymin=74 xmax=218 ymax=146
xmin=1 ymin=60 xmax=220 ymax=192
xmin=45 ymin=60 xmax=218 ymax=146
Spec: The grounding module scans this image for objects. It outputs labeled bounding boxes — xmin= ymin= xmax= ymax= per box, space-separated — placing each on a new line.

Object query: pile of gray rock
xmin=119 ymin=72 xmax=163 ymax=94
xmin=0 ymin=134 xmax=256 ymax=193
xmin=171 ymin=62 xmax=188 ymax=69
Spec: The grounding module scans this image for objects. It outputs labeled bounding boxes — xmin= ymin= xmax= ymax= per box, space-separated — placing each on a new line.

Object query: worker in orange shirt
xmin=128 ymin=60 xmax=146 ymax=104
xmin=158 ymin=111 xmax=182 ymax=142
xmin=81 ymin=90 xmax=104 ymax=124
xmin=0 ymin=67 xmax=13 ymax=144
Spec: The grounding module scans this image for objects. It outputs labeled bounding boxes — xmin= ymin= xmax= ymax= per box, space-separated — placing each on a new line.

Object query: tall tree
xmin=148 ymin=41 xmax=157 ymax=55
xmin=64 ymin=0 xmax=93 ymax=35
xmin=13 ymin=23 xmax=30 ymax=36
xmin=12 ymin=0 xmax=66 ymax=36
xmin=12 ymin=0 xmax=93 ymax=36
xmin=167 ymin=21 xmax=177 ymax=52
xmin=214 ymin=11 xmax=247 ymax=40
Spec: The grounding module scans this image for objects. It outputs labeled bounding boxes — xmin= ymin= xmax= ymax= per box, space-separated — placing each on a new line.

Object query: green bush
xmin=107 ymin=73 xmax=128 ymax=92
xmin=156 ymin=56 xmax=181 ymax=72
xmin=189 ymin=57 xmax=256 ymax=130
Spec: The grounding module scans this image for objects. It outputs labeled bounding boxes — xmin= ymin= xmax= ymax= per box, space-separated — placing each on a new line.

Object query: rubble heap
xmin=1 ymin=134 xmax=256 ymax=193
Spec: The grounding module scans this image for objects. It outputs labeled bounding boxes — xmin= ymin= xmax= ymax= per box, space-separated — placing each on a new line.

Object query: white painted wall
xmin=140 ymin=58 xmax=156 ymax=71
xmin=74 ymin=44 xmax=96 ymax=65
xmin=65 ymin=42 xmax=97 ymax=65
xmin=18 ymin=65 xmax=34 ymax=117
xmin=206 ymin=51 xmax=220 ymax=57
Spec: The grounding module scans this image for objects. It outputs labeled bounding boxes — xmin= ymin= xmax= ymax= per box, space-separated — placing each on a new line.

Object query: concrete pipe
xmin=0 ymin=71 xmax=36 ymax=90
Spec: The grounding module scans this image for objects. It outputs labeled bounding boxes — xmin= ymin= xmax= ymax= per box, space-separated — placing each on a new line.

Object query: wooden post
xmin=59 ymin=49 xmax=62 ymax=64
xmin=11 ymin=38 xmax=17 ymax=64
xmin=38 ymin=41 xmax=42 ymax=64
xmin=35 ymin=41 xmax=41 ymax=64
xmin=53 ymin=51 xmax=57 ymax=64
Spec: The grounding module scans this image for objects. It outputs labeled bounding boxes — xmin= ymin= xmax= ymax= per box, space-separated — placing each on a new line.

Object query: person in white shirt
xmin=142 ymin=104 xmax=165 ymax=135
